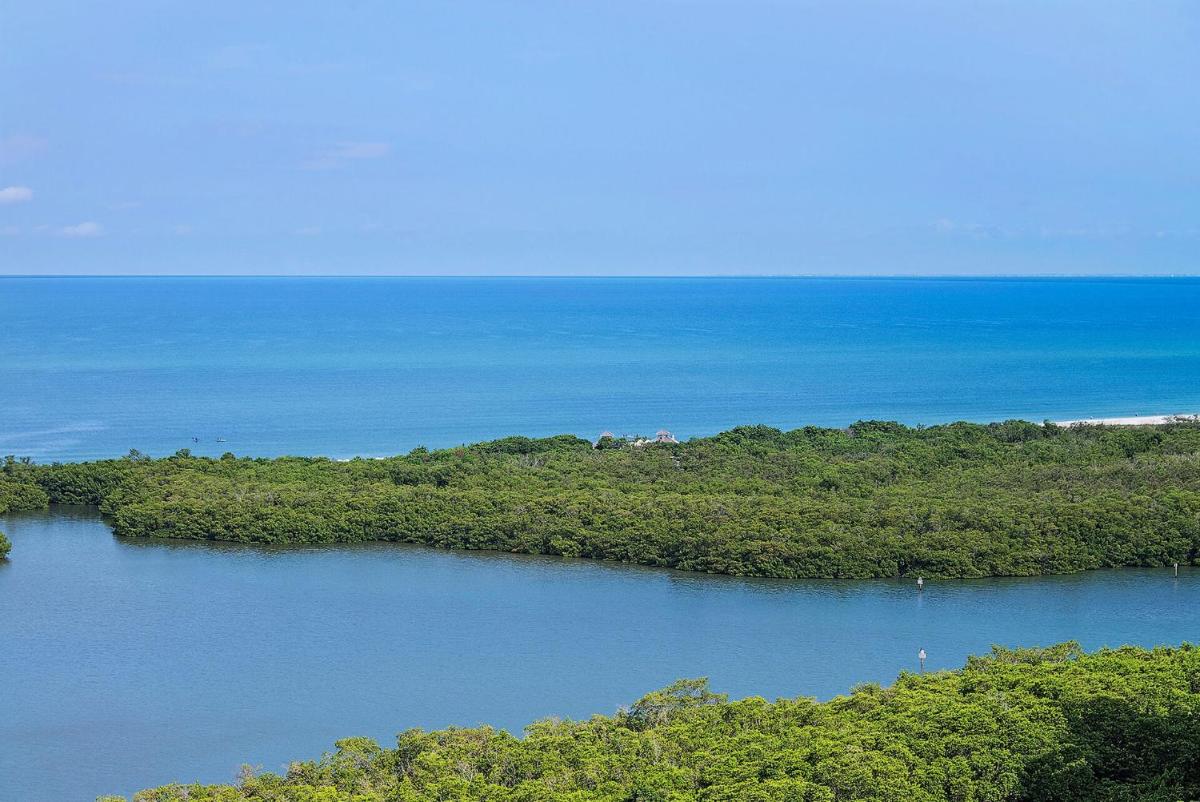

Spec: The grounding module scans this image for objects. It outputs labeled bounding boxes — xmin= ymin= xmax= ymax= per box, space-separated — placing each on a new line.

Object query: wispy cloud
xmin=0 ymin=185 xmax=33 ymax=204
xmin=58 ymin=221 xmax=104 ymax=238
xmin=303 ymin=141 xmax=390 ymax=170
xmin=931 ymin=218 xmax=1007 ymax=239
xmin=934 ymin=218 xmax=1180 ymax=242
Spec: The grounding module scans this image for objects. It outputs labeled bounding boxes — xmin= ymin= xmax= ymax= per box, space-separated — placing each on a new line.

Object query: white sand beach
xmin=1054 ymin=413 xmax=1200 ymax=426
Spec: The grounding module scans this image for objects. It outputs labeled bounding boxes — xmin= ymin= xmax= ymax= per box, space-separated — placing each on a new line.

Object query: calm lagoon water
xmin=3 ymin=276 xmax=1200 ymax=461
xmin=2 ymin=507 xmax=1198 ymax=801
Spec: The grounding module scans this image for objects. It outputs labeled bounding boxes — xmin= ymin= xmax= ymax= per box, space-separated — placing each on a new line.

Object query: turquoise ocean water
xmin=3 ymin=276 xmax=1200 ymax=461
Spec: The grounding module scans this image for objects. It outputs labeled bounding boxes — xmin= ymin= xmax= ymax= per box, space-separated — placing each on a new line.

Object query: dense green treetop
xmin=106 ymin=642 xmax=1200 ymax=801
xmin=0 ymin=457 xmax=49 ymax=514
xmin=0 ymin=456 xmax=48 ymax=559
xmin=8 ymin=418 xmax=1200 ymax=578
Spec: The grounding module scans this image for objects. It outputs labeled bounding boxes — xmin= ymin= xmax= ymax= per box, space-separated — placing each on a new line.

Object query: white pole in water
xmin=1174 ymin=562 xmax=1180 ymax=577
xmin=918 ymin=648 xmax=927 ymax=673
xmin=917 ymin=576 xmax=924 ymax=590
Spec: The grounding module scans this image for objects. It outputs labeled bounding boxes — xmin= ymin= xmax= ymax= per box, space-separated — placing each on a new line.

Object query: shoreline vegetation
xmin=108 ymin=643 xmax=1200 ymax=802
xmin=3 ymin=417 xmax=1200 ymax=579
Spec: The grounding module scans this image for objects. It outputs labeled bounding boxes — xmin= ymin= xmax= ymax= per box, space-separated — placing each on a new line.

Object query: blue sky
xmin=1 ymin=1 xmax=1197 ymax=275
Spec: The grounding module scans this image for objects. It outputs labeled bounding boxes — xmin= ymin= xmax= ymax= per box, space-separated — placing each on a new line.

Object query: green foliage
xmin=0 ymin=529 xmax=10 ymax=559
xmin=112 ymin=643 xmax=1200 ymax=802
xmin=0 ymin=455 xmax=50 ymax=516
xmin=20 ymin=419 xmax=1200 ymax=579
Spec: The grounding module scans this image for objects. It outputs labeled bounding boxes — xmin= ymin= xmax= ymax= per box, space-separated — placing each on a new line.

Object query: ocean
xmin=2 ymin=276 xmax=1199 ymax=461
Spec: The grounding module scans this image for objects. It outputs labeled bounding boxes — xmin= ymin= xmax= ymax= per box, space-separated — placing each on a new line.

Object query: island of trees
xmin=104 ymin=642 xmax=1200 ymax=801
xmin=4 ymin=418 xmax=1200 ymax=579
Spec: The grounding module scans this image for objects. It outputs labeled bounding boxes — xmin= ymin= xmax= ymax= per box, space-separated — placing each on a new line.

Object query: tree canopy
xmin=8 ymin=418 xmax=1200 ymax=579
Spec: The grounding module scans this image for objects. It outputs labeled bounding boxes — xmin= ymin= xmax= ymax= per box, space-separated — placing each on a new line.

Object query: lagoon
xmin=2 ymin=506 xmax=1197 ymax=801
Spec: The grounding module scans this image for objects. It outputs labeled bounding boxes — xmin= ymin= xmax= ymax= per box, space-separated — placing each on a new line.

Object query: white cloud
xmin=58 ymin=221 xmax=103 ymax=238
xmin=0 ymin=185 xmax=33 ymax=204
xmin=303 ymin=141 xmax=390 ymax=170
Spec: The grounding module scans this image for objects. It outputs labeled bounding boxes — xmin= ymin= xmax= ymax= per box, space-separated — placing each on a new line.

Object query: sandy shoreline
xmin=1054 ymin=413 xmax=1200 ymax=427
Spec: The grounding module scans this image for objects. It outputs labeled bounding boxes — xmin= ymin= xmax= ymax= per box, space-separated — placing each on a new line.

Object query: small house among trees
xmin=595 ymin=429 xmax=679 ymax=448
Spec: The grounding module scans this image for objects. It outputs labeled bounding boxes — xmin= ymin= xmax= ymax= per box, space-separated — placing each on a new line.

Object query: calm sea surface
xmin=2 ymin=276 xmax=1200 ymax=461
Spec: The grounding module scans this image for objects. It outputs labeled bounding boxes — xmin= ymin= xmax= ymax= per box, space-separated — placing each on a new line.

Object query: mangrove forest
xmin=4 ymin=418 xmax=1200 ymax=579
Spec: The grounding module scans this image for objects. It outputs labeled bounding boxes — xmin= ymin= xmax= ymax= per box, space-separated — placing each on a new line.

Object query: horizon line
xmin=3 ymin=273 xmax=1200 ymax=280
